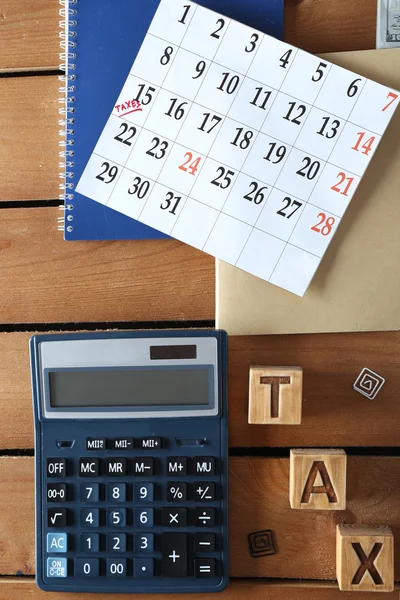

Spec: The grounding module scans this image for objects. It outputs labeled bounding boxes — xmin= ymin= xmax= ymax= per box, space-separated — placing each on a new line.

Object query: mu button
xmin=194 ymin=457 xmax=216 ymax=475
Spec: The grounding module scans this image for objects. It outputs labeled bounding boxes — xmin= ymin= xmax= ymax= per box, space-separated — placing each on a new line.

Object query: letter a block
xmin=290 ymin=449 xmax=346 ymax=510
xmin=337 ymin=525 xmax=394 ymax=592
xmin=248 ymin=366 xmax=302 ymax=425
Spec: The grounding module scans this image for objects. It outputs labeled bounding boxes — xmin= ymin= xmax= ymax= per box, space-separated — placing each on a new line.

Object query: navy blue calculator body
xmin=30 ymin=330 xmax=228 ymax=594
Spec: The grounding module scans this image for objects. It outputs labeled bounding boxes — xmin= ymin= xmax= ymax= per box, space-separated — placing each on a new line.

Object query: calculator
xmin=30 ymin=329 xmax=228 ymax=594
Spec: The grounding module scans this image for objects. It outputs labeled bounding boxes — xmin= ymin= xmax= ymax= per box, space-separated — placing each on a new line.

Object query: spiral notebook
xmin=59 ymin=0 xmax=284 ymax=241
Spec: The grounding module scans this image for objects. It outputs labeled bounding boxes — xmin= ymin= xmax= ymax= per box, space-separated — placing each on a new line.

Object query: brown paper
xmin=216 ymin=49 xmax=400 ymax=335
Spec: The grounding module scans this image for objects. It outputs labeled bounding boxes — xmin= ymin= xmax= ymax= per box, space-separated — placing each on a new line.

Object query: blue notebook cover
xmin=63 ymin=0 xmax=284 ymax=241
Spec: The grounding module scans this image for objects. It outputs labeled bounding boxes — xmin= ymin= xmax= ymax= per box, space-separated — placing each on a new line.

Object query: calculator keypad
xmin=44 ymin=445 xmax=223 ymax=584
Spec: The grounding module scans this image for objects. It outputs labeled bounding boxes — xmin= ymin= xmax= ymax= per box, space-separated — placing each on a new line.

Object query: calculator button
xmin=162 ymin=533 xmax=188 ymax=578
xmin=106 ymin=458 xmax=127 ymax=476
xmin=79 ymin=458 xmax=100 ymax=477
xmin=47 ymin=458 xmax=67 ymax=478
xmin=135 ymin=533 xmax=154 ymax=553
xmin=47 ymin=508 xmax=67 ymax=528
xmin=194 ymin=532 xmax=216 ymax=553
xmin=195 ymin=508 xmax=216 ymax=527
xmin=107 ymin=483 xmax=126 ymax=502
xmin=193 ymin=482 xmax=216 ymax=501
xmin=86 ymin=437 xmax=106 ymax=451
xmin=47 ymin=483 xmax=67 ymax=502
xmin=80 ymin=483 xmax=100 ymax=502
xmin=167 ymin=457 xmax=187 ymax=476
xmin=81 ymin=533 xmax=100 ymax=552
xmin=47 ymin=533 xmax=67 ymax=553
xmin=162 ymin=507 xmax=187 ymax=527
xmin=194 ymin=558 xmax=216 ymax=578
xmin=135 ymin=508 xmax=154 ymax=527
xmin=133 ymin=457 xmax=154 ymax=476
xmin=167 ymin=482 xmax=187 ymax=502
xmin=108 ymin=509 xmax=127 ymax=527
xmin=113 ymin=437 xmax=134 ymax=450
xmin=138 ymin=437 xmax=162 ymax=450
xmin=106 ymin=558 xmax=127 ymax=577
xmin=47 ymin=557 xmax=68 ymax=578
xmin=194 ymin=457 xmax=216 ymax=476
xmin=80 ymin=508 xmax=100 ymax=528
xmin=134 ymin=558 xmax=154 ymax=578
xmin=75 ymin=558 xmax=100 ymax=578
xmin=108 ymin=533 xmax=127 ymax=552
xmin=135 ymin=482 xmax=154 ymax=502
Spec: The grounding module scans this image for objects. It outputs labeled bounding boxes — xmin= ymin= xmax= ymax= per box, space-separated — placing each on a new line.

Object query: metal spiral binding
xmin=58 ymin=0 xmax=77 ymax=234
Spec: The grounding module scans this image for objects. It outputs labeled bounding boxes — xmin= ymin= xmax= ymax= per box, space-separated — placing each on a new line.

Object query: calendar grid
xmin=76 ymin=0 xmax=400 ymax=296
xmin=170 ymin=21 xmax=269 ymax=241
xmin=202 ymin=48 xmax=300 ymax=259
xmin=135 ymin=10 xmax=232 ymax=225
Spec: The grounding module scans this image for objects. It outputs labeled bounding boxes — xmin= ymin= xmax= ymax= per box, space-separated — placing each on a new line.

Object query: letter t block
xmin=337 ymin=525 xmax=394 ymax=592
xmin=248 ymin=366 xmax=302 ymax=425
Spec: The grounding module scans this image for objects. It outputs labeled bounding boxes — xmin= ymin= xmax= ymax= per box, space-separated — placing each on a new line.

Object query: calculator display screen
xmin=48 ymin=368 xmax=211 ymax=408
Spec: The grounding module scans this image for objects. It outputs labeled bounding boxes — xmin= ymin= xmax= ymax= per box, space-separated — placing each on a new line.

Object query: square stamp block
xmin=248 ymin=366 xmax=302 ymax=425
xmin=336 ymin=525 xmax=394 ymax=592
xmin=290 ymin=449 xmax=346 ymax=510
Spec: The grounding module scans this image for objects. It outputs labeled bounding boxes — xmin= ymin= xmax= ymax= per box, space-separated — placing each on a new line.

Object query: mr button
xmin=248 ymin=366 xmax=302 ymax=425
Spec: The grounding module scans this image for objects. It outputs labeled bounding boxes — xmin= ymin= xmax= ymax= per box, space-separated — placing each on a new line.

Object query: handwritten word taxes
xmin=115 ymin=99 xmax=142 ymax=117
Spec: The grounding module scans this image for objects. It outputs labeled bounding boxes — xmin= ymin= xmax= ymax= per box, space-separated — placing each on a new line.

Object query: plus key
xmin=162 ymin=533 xmax=188 ymax=577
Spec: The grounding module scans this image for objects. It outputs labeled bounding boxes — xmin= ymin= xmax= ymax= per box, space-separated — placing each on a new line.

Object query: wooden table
xmin=2 ymin=1 xmax=397 ymax=599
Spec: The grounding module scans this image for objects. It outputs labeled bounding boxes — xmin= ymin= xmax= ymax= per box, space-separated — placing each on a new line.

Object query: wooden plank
xmin=1 ymin=331 xmax=399 ymax=450
xmin=0 ymin=208 xmax=214 ymax=325
xmin=0 ymin=76 xmax=59 ymax=201
xmin=0 ymin=0 xmax=377 ymax=72
xmin=0 ymin=1 xmax=57 ymax=72
xmin=0 ymin=579 xmax=398 ymax=600
xmin=2 ymin=457 xmax=400 ymax=581
xmin=229 ymin=332 xmax=400 ymax=447
xmin=284 ymin=0 xmax=376 ymax=54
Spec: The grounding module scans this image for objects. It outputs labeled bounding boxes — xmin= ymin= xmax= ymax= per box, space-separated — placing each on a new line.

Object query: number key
xmin=108 ymin=533 xmax=127 ymax=553
xmin=75 ymin=558 xmax=100 ymax=578
xmin=107 ymin=558 xmax=127 ymax=578
xmin=135 ymin=482 xmax=154 ymax=502
xmin=135 ymin=508 xmax=154 ymax=528
xmin=80 ymin=483 xmax=100 ymax=502
xmin=135 ymin=533 xmax=154 ymax=553
xmin=80 ymin=508 xmax=100 ymax=528
xmin=108 ymin=509 xmax=127 ymax=527
xmin=80 ymin=533 xmax=100 ymax=553
xmin=107 ymin=483 xmax=126 ymax=502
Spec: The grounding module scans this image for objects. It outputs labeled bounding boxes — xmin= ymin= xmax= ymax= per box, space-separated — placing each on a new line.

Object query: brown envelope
xmin=216 ymin=49 xmax=400 ymax=335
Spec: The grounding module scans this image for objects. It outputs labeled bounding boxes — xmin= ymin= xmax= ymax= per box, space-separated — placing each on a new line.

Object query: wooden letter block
xmin=248 ymin=366 xmax=302 ymax=425
xmin=290 ymin=449 xmax=346 ymax=510
xmin=336 ymin=525 xmax=394 ymax=592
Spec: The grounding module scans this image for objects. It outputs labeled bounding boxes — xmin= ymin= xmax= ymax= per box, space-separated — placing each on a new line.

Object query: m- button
xmin=167 ymin=457 xmax=187 ymax=476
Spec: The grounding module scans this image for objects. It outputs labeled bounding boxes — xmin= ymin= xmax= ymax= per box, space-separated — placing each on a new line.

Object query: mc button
xmin=47 ymin=458 xmax=67 ymax=478
xmin=79 ymin=458 xmax=100 ymax=477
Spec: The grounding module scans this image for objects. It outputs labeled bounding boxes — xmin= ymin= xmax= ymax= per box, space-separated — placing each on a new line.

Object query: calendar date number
xmin=179 ymin=152 xmax=202 ymax=176
xmin=311 ymin=213 xmax=335 ymax=236
xmin=96 ymin=162 xmax=118 ymax=184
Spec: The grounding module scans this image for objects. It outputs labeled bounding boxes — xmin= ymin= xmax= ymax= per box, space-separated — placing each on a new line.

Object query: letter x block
xmin=290 ymin=449 xmax=346 ymax=510
xmin=248 ymin=366 xmax=302 ymax=425
xmin=337 ymin=525 xmax=394 ymax=592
